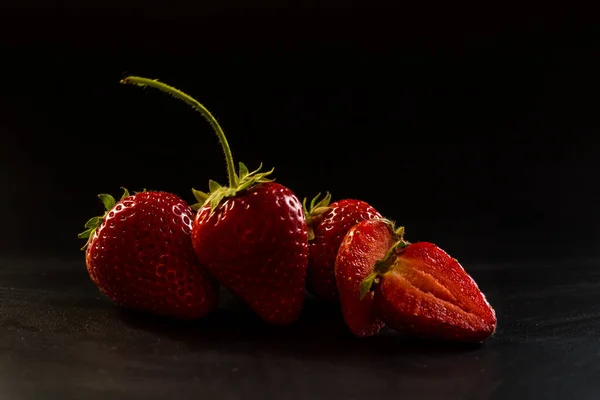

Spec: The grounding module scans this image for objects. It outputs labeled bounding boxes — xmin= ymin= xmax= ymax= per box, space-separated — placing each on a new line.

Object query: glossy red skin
xmin=335 ymin=219 xmax=393 ymax=337
xmin=192 ymin=182 xmax=309 ymax=325
xmin=374 ymin=242 xmax=497 ymax=342
xmin=308 ymin=200 xmax=381 ymax=302
xmin=85 ymin=192 xmax=219 ymax=319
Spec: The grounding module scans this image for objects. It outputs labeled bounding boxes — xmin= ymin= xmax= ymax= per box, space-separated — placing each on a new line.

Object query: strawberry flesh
xmin=335 ymin=219 xmax=393 ymax=337
xmin=374 ymin=242 xmax=497 ymax=342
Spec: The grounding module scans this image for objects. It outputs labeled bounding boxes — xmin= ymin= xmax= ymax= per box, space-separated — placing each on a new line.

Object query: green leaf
xmin=224 ymin=187 xmax=238 ymax=197
xmin=395 ymin=226 xmax=405 ymax=237
xmin=209 ymin=192 xmax=225 ymax=213
xmin=78 ymin=226 xmax=98 ymax=252
xmin=77 ymin=228 xmax=94 ymax=239
xmin=311 ymin=206 xmax=330 ymax=217
xmin=98 ymin=194 xmax=116 ymax=211
xmin=238 ymin=162 xmax=249 ymax=179
xmin=190 ymin=203 xmax=203 ymax=211
xmin=192 ymin=188 xmax=209 ymax=204
xmin=258 ymin=167 xmax=275 ymax=178
xmin=78 ymin=227 xmax=96 ymax=251
xmin=237 ymin=180 xmax=254 ymax=192
xmin=309 ymin=193 xmax=321 ymax=211
xmin=305 ymin=192 xmax=332 ymax=217
xmin=249 ymin=162 xmax=264 ymax=175
xmin=208 ymin=180 xmax=221 ymax=193
xmin=314 ymin=192 xmax=332 ymax=209
xmin=84 ymin=216 xmax=101 ymax=229
xmin=308 ymin=192 xmax=331 ymax=212
xmin=120 ymin=187 xmax=130 ymax=200
xmin=359 ymin=272 xmax=378 ymax=300
xmin=302 ymin=197 xmax=308 ymax=214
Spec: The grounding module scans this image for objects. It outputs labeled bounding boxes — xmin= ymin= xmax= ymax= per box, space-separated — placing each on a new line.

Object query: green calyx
xmin=359 ymin=222 xmax=410 ymax=300
xmin=190 ymin=162 xmax=274 ymax=212
xmin=77 ymin=188 xmax=132 ymax=251
xmin=120 ymin=76 xmax=274 ymax=214
xmin=302 ymin=192 xmax=332 ymax=240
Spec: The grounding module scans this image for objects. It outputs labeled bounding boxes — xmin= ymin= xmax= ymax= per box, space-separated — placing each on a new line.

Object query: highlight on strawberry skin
xmin=304 ymin=192 xmax=382 ymax=303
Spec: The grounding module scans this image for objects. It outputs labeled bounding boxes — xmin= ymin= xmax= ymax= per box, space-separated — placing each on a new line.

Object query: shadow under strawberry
xmin=113 ymin=304 xmax=502 ymax=399
xmin=114 ymin=289 xmax=486 ymax=361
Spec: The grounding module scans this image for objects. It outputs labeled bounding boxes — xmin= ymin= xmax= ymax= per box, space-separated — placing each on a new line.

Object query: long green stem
xmin=120 ymin=76 xmax=238 ymax=187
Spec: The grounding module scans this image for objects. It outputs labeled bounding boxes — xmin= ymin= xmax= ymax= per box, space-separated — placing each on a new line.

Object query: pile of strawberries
xmin=78 ymin=76 xmax=497 ymax=342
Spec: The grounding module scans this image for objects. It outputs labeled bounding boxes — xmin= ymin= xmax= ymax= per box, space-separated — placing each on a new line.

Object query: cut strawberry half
xmin=361 ymin=230 xmax=497 ymax=342
xmin=335 ymin=219 xmax=403 ymax=337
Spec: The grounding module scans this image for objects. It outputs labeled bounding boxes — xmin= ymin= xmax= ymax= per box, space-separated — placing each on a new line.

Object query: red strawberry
xmin=360 ymin=221 xmax=497 ymax=342
xmin=193 ymin=182 xmax=307 ymax=325
xmin=78 ymin=189 xmax=219 ymax=319
xmin=304 ymin=193 xmax=382 ymax=302
xmin=334 ymin=219 xmax=397 ymax=337
xmin=121 ymin=76 xmax=309 ymax=325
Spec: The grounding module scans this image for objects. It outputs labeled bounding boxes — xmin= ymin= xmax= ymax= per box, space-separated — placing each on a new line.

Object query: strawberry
xmin=121 ymin=76 xmax=309 ymax=325
xmin=304 ymin=193 xmax=382 ymax=302
xmin=334 ymin=219 xmax=395 ymax=337
xmin=78 ymin=189 xmax=219 ymax=319
xmin=193 ymin=182 xmax=307 ymax=325
xmin=359 ymin=220 xmax=497 ymax=342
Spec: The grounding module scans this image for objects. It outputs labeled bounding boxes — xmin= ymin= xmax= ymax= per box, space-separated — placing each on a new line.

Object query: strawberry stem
xmin=120 ymin=76 xmax=238 ymax=188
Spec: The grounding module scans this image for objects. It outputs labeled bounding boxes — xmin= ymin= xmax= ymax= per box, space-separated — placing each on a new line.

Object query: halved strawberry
xmin=360 ymin=224 xmax=497 ymax=342
xmin=304 ymin=193 xmax=382 ymax=302
xmin=334 ymin=219 xmax=402 ymax=337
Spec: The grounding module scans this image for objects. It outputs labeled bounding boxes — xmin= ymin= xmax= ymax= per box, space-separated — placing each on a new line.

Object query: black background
xmin=1 ymin=4 xmax=599 ymax=263
xmin=1 ymin=3 xmax=600 ymax=399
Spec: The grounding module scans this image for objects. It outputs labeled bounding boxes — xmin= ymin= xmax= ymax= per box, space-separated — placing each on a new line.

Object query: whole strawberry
xmin=359 ymin=220 xmax=497 ymax=342
xmin=304 ymin=193 xmax=382 ymax=302
xmin=121 ymin=76 xmax=309 ymax=325
xmin=78 ymin=189 xmax=219 ymax=319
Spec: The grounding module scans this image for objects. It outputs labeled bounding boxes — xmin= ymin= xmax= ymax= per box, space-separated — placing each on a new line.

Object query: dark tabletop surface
xmin=0 ymin=257 xmax=598 ymax=400
xmin=1 ymin=2 xmax=599 ymax=398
